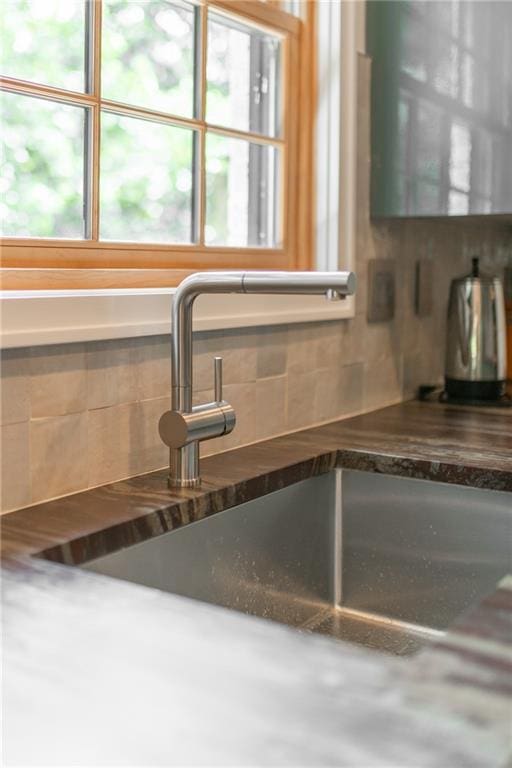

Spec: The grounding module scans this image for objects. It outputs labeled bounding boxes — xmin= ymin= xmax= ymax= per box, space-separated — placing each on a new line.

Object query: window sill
xmin=0 ymin=289 xmax=356 ymax=349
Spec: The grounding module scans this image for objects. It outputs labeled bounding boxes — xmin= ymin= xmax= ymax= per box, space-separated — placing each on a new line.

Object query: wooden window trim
xmin=0 ymin=0 xmax=315 ymax=290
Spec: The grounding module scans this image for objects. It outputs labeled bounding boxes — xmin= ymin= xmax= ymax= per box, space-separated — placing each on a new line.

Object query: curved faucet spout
xmin=164 ymin=269 xmax=356 ymax=488
xmin=172 ymin=272 xmax=248 ymax=413
xmin=172 ymin=270 xmax=356 ymax=413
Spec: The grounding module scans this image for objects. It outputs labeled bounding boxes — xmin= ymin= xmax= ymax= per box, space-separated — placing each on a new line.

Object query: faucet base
xmin=167 ymin=476 xmax=202 ymax=489
xmin=169 ymin=443 xmax=200 ymax=490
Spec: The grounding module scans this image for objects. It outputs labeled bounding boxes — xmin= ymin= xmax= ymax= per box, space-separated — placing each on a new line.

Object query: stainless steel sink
xmin=84 ymin=470 xmax=511 ymax=656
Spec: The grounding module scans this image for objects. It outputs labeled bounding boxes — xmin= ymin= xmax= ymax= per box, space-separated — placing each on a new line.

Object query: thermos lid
xmin=454 ymin=256 xmax=501 ymax=286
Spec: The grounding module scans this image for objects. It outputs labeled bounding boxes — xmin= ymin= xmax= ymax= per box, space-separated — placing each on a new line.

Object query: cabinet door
xmin=367 ymin=0 xmax=512 ymax=217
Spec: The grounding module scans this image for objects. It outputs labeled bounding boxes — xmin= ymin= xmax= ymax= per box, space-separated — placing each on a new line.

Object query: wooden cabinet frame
xmin=0 ymin=0 xmax=315 ymax=289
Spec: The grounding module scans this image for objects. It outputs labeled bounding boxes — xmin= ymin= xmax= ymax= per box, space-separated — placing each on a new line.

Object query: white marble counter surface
xmin=3 ymin=558 xmax=511 ymax=767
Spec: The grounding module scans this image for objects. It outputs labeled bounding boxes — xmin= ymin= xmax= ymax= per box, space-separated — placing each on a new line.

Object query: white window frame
xmin=0 ymin=1 xmax=364 ymax=349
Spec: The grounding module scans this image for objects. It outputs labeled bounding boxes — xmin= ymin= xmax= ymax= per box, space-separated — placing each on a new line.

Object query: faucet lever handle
xmin=214 ymin=356 xmax=223 ymax=403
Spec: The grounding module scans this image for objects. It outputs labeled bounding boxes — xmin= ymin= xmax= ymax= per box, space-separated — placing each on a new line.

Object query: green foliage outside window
xmin=0 ymin=1 xmax=279 ymax=245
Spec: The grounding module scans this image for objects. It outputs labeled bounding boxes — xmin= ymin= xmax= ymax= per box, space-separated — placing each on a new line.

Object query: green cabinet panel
xmin=367 ymin=0 xmax=512 ymax=217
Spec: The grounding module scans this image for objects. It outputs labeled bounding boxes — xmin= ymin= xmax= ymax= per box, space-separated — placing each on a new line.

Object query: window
xmin=0 ymin=0 xmax=314 ymax=287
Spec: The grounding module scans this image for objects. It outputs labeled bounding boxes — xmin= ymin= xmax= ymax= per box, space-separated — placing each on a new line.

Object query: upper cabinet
xmin=367 ymin=0 xmax=512 ymax=217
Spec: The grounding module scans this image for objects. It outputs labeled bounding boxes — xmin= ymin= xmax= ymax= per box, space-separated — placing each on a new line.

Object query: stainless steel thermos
xmin=445 ymin=257 xmax=507 ymax=400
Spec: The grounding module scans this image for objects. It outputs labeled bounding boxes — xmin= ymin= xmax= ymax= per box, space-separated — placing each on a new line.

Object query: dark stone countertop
xmin=2 ymin=400 xmax=511 ymax=564
xmin=2 ymin=400 xmax=512 ymax=765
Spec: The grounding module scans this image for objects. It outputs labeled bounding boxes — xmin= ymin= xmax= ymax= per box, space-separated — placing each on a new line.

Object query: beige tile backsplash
xmin=30 ymin=343 xmax=87 ymax=418
xmin=0 ymin=350 xmax=29 ymax=426
xmin=87 ymin=402 xmax=139 ymax=487
xmin=1 ymin=421 xmax=30 ymax=511
xmin=1 ymin=54 xmax=510 ymax=513
xmin=86 ymin=339 xmax=139 ymax=410
xmin=31 ymin=413 xmax=88 ymax=501
xmin=0 ymin=322 xmax=402 ymax=512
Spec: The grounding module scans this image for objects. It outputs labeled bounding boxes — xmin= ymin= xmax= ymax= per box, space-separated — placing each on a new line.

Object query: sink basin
xmin=84 ymin=470 xmax=511 ymax=656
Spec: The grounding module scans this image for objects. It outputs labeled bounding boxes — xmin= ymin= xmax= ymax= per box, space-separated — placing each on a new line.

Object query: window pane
xmin=415 ymin=179 xmax=440 ymax=215
xmin=0 ymin=91 xmax=86 ymax=237
xmin=430 ymin=40 xmax=459 ymax=99
xmin=416 ymin=100 xmax=442 ymax=184
xmin=400 ymin=11 xmax=427 ymax=82
xmin=101 ymin=1 xmax=196 ymax=118
xmin=100 ymin=112 xmax=194 ymax=243
xmin=206 ymin=12 xmax=281 ymax=138
xmin=448 ymin=190 xmax=469 ymax=215
xmin=0 ymin=0 xmax=87 ymax=92
xmin=205 ymin=133 xmax=280 ymax=247
xmin=281 ymin=1 xmax=304 ymax=19
xmin=449 ymin=123 xmax=471 ymax=193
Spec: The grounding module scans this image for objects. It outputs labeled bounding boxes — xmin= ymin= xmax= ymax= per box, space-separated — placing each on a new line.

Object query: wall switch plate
xmin=415 ymin=259 xmax=433 ymax=317
xmin=367 ymin=258 xmax=396 ymax=322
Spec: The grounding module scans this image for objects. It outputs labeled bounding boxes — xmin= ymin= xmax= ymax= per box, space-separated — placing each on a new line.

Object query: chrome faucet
xmin=158 ymin=270 xmax=356 ymax=488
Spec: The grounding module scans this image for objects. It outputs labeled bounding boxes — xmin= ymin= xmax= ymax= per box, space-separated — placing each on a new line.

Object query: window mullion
xmin=198 ymin=3 xmax=208 ymax=245
xmin=84 ymin=0 xmax=94 ymax=95
xmin=83 ymin=0 xmax=97 ymax=239
xmin=90 ymin=0 xmax=102 ymax=241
